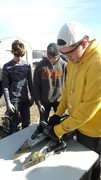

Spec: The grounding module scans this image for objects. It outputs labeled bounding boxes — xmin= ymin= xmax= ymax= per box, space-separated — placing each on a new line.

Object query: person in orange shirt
xmin=31 ymin=43 xmax=67 ymax=139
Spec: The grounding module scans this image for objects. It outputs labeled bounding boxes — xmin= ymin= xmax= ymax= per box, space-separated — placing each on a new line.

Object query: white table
xmin=0 ymin=125 xmax=99 ymax=180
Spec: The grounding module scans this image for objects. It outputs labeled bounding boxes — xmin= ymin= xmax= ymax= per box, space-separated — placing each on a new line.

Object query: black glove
xmin=48 ymin=114 xmax=60 ymax=127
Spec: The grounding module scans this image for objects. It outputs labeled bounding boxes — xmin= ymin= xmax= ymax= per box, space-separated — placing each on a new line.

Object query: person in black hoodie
xmin=31 ymin=43 xmax=67 ymax=139
xmin=0 ymin=81 xmax=3 ymax=98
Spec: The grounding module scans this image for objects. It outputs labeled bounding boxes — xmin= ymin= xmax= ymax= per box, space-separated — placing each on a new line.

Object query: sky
xmin=0 ymin=0 xmax=101 ymax=50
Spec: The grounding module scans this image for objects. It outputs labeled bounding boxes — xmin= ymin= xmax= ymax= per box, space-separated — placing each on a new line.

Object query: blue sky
xmin=0 ymin=0 xmax=101 ymax=49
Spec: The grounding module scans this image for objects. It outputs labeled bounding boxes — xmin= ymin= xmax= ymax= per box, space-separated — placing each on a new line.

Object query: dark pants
xmin=18 ymin=101 xmax=30 ymax=129
xmin=76 ymin=130 xmax=101 ymax=180
xmin=0 ymin=81 xmax=3 ymax=98
xmin=9 ymin=100 xmax=30 ymax=133
xmin=40 ymin=102 xmax=59 ymax=122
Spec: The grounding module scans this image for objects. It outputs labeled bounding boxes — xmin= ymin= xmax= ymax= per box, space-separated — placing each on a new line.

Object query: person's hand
xmin=36 ymin=100 xmax=45 ymax=113
xmin=7 ymin=102 xmax=15 ymax=113
xmin=4 ymin=88 xmax=15 ymax=113
xmin=48 ymin=114 xmax=60 ymax=127
xmin=37 ymin=104 xmax=45 ymax=113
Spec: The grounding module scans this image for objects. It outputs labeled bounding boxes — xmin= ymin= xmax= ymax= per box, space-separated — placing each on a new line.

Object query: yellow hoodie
xmin=54 ymin=39 xmax=101 ymax=138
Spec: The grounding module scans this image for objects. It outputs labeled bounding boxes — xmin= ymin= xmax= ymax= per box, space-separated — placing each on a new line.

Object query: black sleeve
xmin=0 ymin=81 xmax=3 ymax=98
xmin=33 ymin=64 xmax=42 ymax=103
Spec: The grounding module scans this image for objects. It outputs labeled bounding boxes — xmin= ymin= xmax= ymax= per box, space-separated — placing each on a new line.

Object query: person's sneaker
xmin=31 ymin=125 xmax=43 ymax=139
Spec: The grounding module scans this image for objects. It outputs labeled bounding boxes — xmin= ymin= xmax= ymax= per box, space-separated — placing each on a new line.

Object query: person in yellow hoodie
xmin=48 ymin=21 xmax=101 ymax=180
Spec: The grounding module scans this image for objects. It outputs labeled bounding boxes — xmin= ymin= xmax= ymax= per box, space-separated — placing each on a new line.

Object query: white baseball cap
xmin=57 ymin=21 xmax=88 ymax=48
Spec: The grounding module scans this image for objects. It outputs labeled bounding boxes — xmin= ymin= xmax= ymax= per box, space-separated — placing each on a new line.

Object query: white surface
xmin=0 ymin=125 xmax=99 ymax=180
